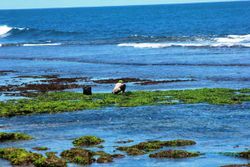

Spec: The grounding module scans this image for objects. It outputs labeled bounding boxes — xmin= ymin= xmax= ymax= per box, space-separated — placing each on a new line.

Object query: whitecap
xmin=0 ymin=25 xmax=13 ymax=37
xmin=22 ymin=43 xmax=61 ymax=47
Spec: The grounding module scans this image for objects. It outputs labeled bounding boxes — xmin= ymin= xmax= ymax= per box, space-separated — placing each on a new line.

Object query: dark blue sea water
xmin=0 ymin=1 xmax=250 ymax=91
xmin=0 ymin=1 xmax=250 ymax=167
xmin=1 ymin=1 xmax=250 ymax=46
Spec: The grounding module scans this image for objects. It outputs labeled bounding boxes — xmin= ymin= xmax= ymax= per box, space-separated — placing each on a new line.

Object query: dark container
xmin=83 ymin=86 xmax=92 ymax=95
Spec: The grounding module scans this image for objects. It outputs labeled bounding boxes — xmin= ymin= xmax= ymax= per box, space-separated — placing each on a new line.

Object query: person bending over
xmin=112 ymin=80 xmax=126 ymax=94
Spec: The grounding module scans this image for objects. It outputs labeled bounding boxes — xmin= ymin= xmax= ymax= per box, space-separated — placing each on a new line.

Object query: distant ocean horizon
xmin=1 ymin=1 xmax=250 ymax=48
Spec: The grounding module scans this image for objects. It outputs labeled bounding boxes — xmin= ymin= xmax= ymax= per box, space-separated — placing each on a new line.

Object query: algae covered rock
xmin=0 ymin=132 xmax=32 ymax=142
xmin=96 ymin=155 xmax=113 ymax=163
xmin=33 ymin=146 xmax=49 ymax=151
xmin=0 ymin=148 xmax=66 ymax=167
xmin=149 ymin=150 xmax=201 ymax=159
xmin=117 ymin=147 xmax=145 ymax=156
xmin=222 ymin=150 xmax=250 ymax=159
xmin=60 ymin=147 xmax=94 ymax=165
xmin=117 ymin=139 xmax=196 ymax=155
xmin=34 ymin=152 xmax=66 ymax=167
xmin=116 ymin=139 xmax=134 ymax=144
xmin=0 ymin=148 xmax=41 ymax=166
xmin=94 ymin=151 xmax=124 ymax=163
xmin=238 ymin=150 xmax=250 ymax=159
xmin=112 ymin=154 xmax=125 ymax=158
xmin=73 ymin=135 xmax=104 ymax=147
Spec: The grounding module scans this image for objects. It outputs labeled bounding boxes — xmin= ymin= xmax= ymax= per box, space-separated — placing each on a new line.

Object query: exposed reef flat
xmin=92 ymin=77 xmax=195 ymax=85
xmin=0 ymin=88 xmax=250 ymax=117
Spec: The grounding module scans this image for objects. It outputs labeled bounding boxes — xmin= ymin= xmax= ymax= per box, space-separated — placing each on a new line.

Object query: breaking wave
xmin=0 ymin=25 xmax=26 ymax=38
xmin=118 ymin=34 xmax=250 ymax=48
xmin=0 ymin=42 xmax=61 ymax=47
xmin=1 ymin=25 xmax=250 ymax=49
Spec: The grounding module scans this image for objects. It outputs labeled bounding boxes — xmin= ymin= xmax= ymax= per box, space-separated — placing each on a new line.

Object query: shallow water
xmin=1 ymin=103 xmax=250 ymax=166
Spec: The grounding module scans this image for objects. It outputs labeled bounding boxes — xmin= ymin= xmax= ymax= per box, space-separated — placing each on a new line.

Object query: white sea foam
xmin=22 ymin=43 xmax=61 ymax=47
xmin=214 ymin=34 xmax=250 ymax=43
xmin=0 ymin=43 xmax=61 ymax=47
xmin=118 ymin=34 xmax=250 ymax=49
xmin=118 ymin=43 xmax=172 ymax=48
xmin=118 ymin=43 xmax=210 ymax=48
xmin=0 ymin=25 xmax=13 ymax=37
xmin=0 ymin=25 xmax=27 ymax=38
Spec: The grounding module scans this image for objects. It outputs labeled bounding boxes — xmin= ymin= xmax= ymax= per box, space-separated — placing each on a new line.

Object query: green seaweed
xmin=73 ymin=136 xmax=104 ymax=147
xmin=60 ymin=148 xmax=94 ymax=165
xmin=34 ymin=152 xmax=67 ymax=167
xmin=0 ymin=148 xmax=66 ymax=167
xmin=1 ymin=88 xmax=250 ymax=117
xmin=149 ymin=150 xmax=201 ymax=158
xmin=117 ymin=139 xmax=196 ymax=155
xmin=0 ymin=132 xmax=32 ymax=142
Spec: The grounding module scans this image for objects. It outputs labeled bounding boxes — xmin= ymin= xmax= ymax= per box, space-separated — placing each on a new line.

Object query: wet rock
xmin=92 ymin=78 xmax=148 ymax=84
xmin=44 ymin=77 xmax=88 ymax=83
xmin=149 ymin=150 xmax=201 ymax=158
xmin=223 ymin=150 xmax=250 ymax=159
xmin=117 ymin=139 xmax=196 ymax=155
xmin=34 ymin=152 xmax=66 ymax=167
xmin=238 ymin=150 xmax=250 ymax=159
xmin=0 ymin=148 xmax=66 ymax=167
xmin=0 ymin=148 xmax=42 ymax=166
xmin=32 ymin=147 xmax=49 ymax=151
xmin=116 ymin=139 xmax=134 ymax=144
xmin=0 ymin=132 xmax=32 ymax=142
xmin=73 ymin=136 xmax=104 ymax=147
xmin=17 ymin=83 xmax=81 ymax=92
xmin=96 ymin=155 xmax=113 ymax=163
xmin=92 ymin=77 xmax=195 ymax=85
xmin=118 ymin=147 xmax=145 ymax=156
xmin=112 ymin=154 xmax=125 ymax=158
xmin=17 ymin=75 xmax=59 ymax=79
xmin=60 ymin=148 xmax=94 ymax=165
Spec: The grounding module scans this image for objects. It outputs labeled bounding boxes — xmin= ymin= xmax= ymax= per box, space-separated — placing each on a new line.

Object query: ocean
xmin=0 ymin=1 xmax=250 ymax=92
xmin=0 ymin=1 xmax=250 ymax=167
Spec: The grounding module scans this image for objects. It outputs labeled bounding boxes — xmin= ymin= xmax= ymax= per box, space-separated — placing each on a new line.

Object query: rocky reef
xmin=149 ymin=150 xmax=201 ymax=158
xmin=60 ymin=148 xmax=94 ymax=165
xmin=32 ymin=146 xmax=49 ymax=151
xmin=72 ymin=135 xmax=104 ymax=147
xmin=1 ymin=88 xmax=250 ymax=117
xmin=117 ymin=139 xmax=196 ymax=155
xmin=0 ymin=132 xmax=32 ymax=142
xmin=0 ymin=148 xmax=66 ymax=167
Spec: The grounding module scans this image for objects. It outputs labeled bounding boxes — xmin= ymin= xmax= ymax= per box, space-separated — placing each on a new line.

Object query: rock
xmin=72 ymin=136 xmax=104 ymax=147
xmin=149 ymin=150 xmax=201 ymax=159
